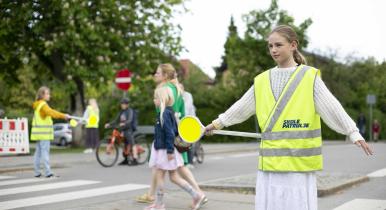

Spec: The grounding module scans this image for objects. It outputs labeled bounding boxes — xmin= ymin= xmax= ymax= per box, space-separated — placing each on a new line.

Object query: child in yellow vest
xmin=205 ymin=25 xmax=373 ymax=210
xmin=31 ymin=86 xmax=69 ymax=178
xmin=82 ymin=98 xmax=100 ymax=153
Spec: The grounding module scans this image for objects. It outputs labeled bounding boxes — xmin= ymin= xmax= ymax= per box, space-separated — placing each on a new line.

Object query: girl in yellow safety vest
xmin=205 ymin=25 xmax=373 ymax=210
xmin=82 ymin=98 xmax=100 ymax=153
xmin=31 ymin=86 xmax=69 ymax=178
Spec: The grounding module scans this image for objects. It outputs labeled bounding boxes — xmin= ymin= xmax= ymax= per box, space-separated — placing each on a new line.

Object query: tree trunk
xmin=40 ymin=52 xmax=86 ymax=147
xmin=71 ymin=92 xmax=85 ymax=146
xmin=70 ymin=77 xmax=86 ymax=147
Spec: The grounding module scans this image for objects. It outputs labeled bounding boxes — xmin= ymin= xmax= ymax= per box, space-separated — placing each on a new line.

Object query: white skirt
xmin=255 ymin=170 xmax=317 ymax=210
xmin=148 ymin=143 xmax=184 ymax=171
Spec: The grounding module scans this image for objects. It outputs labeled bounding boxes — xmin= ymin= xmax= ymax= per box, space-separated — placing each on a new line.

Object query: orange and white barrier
xmin=0 ymin=118 xmax=29 ymax=154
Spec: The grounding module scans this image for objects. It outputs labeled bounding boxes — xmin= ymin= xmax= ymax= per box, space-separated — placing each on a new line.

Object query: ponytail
xmin=155 ymin=86 xmax=174 ymax=126
xmin=293 ymin=49 xmax=307 ymax=65
xmin=170 ymin=78 xmax=183 ymax=97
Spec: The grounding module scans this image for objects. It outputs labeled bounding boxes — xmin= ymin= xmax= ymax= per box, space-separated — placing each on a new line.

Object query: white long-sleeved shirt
xmin=214 ymin=66 xmax=364 ymax=143
xmin=182 ymin=91 xmax=196 ymax=116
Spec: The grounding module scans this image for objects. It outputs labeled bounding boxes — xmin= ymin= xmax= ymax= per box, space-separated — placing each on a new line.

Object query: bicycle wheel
xmin=196 ymin=143 xmax=204 ymax=164
xmin=96 ymin=138 xmax=119 ymax=167
xmin=134 ymin=134 xmax=150 ymax=164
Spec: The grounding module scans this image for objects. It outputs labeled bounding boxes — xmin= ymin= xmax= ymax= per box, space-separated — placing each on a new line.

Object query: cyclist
xmin=105 ymin=98 xmax=138 ymax=165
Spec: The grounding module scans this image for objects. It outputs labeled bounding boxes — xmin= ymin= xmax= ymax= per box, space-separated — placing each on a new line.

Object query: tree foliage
xmin=0 ymin=0 xmax=185 ymax=144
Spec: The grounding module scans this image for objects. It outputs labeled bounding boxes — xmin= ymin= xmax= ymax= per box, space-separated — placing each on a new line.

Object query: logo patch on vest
xmin=282 ymin=119 xmax=309 ymax=128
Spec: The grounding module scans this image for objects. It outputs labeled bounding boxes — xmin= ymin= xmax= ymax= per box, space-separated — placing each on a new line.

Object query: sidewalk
xmin=200 ymin=172 xmax=369 ymax=197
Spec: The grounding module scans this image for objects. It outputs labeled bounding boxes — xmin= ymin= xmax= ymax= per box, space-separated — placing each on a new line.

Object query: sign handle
xmin=212 ymin=130 xmax=261 ymax=138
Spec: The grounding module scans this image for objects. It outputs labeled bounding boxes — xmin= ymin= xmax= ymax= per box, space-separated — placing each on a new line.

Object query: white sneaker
xmin=186 ymin=164 xmax=195 ymax=169
xmin=83 ymin=148 xmax=93 ymax=153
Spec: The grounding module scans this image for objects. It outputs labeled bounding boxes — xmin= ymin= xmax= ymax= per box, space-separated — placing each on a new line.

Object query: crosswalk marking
xmin=367 ymin=168 xmax=386 ymax=178
xmin=334 ymin=198 xmax=386 ymax=210
xmin=0 ymin=180 xmax=100 ymax=196
xmin=0 ymin=183 xmax=149 ymax=210
xmin=0 ymin=176 xmax=14 ymax=180
xmin=0 ymin=178 xmax=50 ymax=186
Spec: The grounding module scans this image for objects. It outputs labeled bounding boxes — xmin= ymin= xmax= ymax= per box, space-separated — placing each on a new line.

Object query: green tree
xmin=0 ymin=0 xmax=184 ymax=145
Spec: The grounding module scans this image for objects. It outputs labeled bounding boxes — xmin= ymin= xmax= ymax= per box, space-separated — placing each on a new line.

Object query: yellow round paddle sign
xmin=178 ymin=116 xmax=203 ymax=143
xmin=69 ymin=119 xmax=78 ymax=127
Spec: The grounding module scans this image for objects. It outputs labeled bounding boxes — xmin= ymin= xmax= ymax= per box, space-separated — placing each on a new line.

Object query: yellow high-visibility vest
xmin=254 ymin=65 xmax=322 ymax=172
xmin=30 ymin=101 xmax=54 ymax=141
xmin=85 ymin=105 xmax=99 ymax=128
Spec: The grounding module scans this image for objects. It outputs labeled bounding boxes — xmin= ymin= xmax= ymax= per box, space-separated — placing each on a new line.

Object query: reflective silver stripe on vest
xmin=32 ymin=125 xmax=53 ymax=128
xmin=260 ymin=147 xmax=322 ymax=157
xmin=265 ymin=65 xmax=311 ymax=132
xmin=262 ymin=129 xmax=321 ymax=140
xmin=31 ymin=132 xmax=53 ymax=135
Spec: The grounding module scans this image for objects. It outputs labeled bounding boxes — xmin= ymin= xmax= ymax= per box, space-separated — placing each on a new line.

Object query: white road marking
xmin=208 ymin=152 xmax=258 ymax=161
xmin=0 ymin=178 xmax=49 ymax=186
xmin=0 ymin=180 xmax=100 ymax=196
xmin=209 ymin=156 xmax=225 ymax=160
xmin=333 ymin=198 xmax=386 ymax=210
xmin=229 ymin=153 xmax=258 ymax=158
xmin=0 ymin=183 xmax=149 ymax=210
xmin=0 ymin=176 xmax=14 ymax=180
xmin=367 ymin=168 xmax=386 ymax=178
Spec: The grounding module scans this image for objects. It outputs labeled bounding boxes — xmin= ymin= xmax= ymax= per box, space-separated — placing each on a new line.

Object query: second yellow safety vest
xmin=254 ymin=65 xmax=323 ymax=172
xmin=85 ymin=105 xmax=99 ymax=128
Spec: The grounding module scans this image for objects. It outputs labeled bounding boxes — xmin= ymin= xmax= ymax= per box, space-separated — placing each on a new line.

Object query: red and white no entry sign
xmin=115 ymin=69 xmax=132 ymax=91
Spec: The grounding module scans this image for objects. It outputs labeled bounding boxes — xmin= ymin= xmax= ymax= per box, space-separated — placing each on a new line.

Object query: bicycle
xmin=192 ymin=141 xmax=204 ymax=164
xmin=96 ymin=127 xmax=150 ymax=167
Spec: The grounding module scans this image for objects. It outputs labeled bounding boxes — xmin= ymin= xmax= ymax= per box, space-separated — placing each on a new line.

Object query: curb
xmin=200 ymin=184 xmax=255 ymax=194
xmin=200 ymin=175 xmax=370 ymax=197
xmin=317 ymin=175 xmax=369 ymax=197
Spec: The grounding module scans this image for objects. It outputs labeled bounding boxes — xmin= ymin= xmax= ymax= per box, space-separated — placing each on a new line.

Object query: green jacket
xmin=156 ymin=82 xmax=185 ymax=119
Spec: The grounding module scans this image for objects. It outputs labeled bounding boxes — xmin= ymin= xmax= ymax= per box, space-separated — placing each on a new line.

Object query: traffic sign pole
xmin=366 ymin=94 xmax=376 ymax=141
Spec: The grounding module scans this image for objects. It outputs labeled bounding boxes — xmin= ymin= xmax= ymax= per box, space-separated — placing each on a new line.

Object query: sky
xmin=175 ymin=0 xmax=386 ymax=78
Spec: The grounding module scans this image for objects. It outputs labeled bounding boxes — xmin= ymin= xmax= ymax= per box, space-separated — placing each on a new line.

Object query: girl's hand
xmin=204 ymin=124 xmax=216 ymax=136
xmin=64 ymin=114 xmax=70 ymax=120
xmin=167 ymin=154 xmax=174 ymax=161
xmin=355 ymin=140 xmax=374 ymax=155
